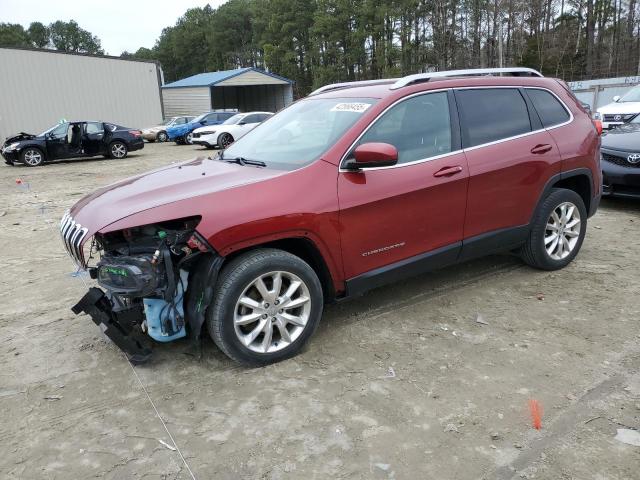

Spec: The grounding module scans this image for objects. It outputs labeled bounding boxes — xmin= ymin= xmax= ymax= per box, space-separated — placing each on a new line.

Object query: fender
xmin=210 ymin=229 xmax=344 ymax=295
xmin=534 ymin=167 xmax=599 ymax=219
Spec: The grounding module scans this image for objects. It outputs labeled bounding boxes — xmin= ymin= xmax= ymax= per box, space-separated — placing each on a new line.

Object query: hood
xmin=4 ymin=132 xmax=37 ymax=144
xmin=70 ymin=156 xmax=284 ymax=236
xmin=601 ymin=123 xmax=640 ymax=151
xmin=193 ymin=125 xmax=220 ymax=134
xmin=597 ymin=101 xmax=640 ymax=115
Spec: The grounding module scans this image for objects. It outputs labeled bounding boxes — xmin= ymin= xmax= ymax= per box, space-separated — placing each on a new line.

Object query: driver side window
xmin=357 ymin=92 xmax=452 ymax=165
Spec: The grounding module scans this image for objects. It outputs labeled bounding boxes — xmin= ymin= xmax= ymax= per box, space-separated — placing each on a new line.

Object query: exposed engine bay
xmin=71 ymin=217 xmax=223 ymax=363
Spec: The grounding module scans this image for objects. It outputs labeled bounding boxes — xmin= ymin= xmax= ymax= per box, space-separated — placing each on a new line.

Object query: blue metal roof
xmin=162 ymin=67 xmax=293 ymax=89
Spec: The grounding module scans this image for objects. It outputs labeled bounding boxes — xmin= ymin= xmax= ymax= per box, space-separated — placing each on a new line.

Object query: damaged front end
xmin=65 ymin=215 xmax=223 ymax=363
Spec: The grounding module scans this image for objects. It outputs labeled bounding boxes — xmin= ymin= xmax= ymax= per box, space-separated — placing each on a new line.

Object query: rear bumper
xmin=129 ymin=139 xmax=145 ymax=151
xmin=601 ymin=159 xmax=640 ymax=198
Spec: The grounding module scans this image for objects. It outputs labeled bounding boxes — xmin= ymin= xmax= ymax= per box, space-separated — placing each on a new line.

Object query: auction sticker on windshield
xmin=330 ymin=103 xmax=372 ymax=113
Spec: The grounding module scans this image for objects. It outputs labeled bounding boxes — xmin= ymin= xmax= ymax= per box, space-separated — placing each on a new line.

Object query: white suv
xmin=595 ymin=85 xmax=640 ymax=129
xmin=192 ymin=112 xmax=273 ymax=148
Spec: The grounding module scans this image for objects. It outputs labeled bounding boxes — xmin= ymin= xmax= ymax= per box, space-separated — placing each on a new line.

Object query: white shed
xmin=161 ymin=68 xmax=294 ymax=117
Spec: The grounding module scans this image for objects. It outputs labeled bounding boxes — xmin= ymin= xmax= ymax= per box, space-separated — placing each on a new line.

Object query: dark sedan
xmin=2 ymin=121 xmax=144 ymax=167
xmin=600 ymin=118 xmax=640 ymax=198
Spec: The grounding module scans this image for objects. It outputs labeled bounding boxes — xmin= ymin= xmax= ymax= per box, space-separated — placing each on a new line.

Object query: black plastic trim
xmin=345 ymin=243 xmax=461 ymax=298
xmin=458 ymin=225 xmax=530 ymax=262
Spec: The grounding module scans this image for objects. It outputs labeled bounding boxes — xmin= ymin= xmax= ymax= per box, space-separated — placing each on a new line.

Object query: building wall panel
xmin=0 ymin=47 xmax=163 ymax=140
xmin=161 ymin=87 xmax=212 ymax=117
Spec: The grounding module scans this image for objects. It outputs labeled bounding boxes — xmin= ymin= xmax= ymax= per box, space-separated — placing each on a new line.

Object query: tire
xmin=185 ymin=132 xmax=194 ymax=145
xmin=156 ymin=131 xmax=168 ymax=143
xmin=21 ymin=147 xmax=45 ymax=167
xmin=109 ymin=141 xmax=128 ymax=159
xmin=208 ymin=248 xmax=324 ymax=366
xmin=520 ymin=188 xmax=587 ymax=270
xmin=217 ymin=132 xmax=234 ymax=149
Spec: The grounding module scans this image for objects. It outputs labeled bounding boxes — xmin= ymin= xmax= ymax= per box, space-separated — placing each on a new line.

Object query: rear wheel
xmin=208 ymin=249 xmax=323 ymax=366
xmin=520 ymin=188 xmax=587 ymax=270
xmin=109 ymin=141 xmax=128 ymax=159
xmin=217 ymin=133 xmax=234 ymax=149
xmin=21 ymin=147 xmax=44 ymax=167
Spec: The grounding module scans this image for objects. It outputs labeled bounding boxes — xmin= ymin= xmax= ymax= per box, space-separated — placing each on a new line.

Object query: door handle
xmin=530 ymin=144 xmax=552 ymax=154
xmin=433 ymin=165 xmax=463 ymax=177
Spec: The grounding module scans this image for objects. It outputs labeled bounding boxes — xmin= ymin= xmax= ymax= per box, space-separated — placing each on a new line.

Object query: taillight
xmin=592 ymin=120 xmax=603 ymax=136
xmin=129 ymin=130 xmax=142 ymax=137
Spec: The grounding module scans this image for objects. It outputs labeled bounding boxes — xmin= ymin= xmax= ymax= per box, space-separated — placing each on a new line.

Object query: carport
xmin=161 ymin=68 xmax=294 ymax=117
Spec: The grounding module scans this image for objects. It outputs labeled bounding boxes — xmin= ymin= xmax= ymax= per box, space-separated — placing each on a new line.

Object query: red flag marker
xmin=528 ymin=399 xmax=543 ymax=430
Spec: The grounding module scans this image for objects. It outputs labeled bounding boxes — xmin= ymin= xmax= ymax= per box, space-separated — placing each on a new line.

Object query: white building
xmin=0 ymin=46 xmax=164 ymax=140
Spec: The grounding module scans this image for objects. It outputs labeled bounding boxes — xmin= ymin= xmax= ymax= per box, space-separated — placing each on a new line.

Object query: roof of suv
xmin=310 ymin=67 xmax=560 ymax=100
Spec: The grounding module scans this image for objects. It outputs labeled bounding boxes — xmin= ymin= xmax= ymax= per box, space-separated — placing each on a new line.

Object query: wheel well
xmin=22 ymin=145 xmax=46 ymax=160
xmin=551 ymin=174 xmax=591 ymax=212
xmin=224 ymin=238 xmax=336 ymax=300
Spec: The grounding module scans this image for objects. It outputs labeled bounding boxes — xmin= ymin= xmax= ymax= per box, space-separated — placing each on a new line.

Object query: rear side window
xmin=456 ymin=88 xmax=531 ymax=148
xmin=85 ymin=122 xmax=103 ymax=134
xmin=356 ymin=91 xmax=452 ymax=165
xmin=526 ymin=88 xmax=570 ymax=127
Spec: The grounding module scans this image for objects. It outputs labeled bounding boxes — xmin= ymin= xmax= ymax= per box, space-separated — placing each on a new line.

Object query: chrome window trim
xmin=338 ymin=85 xmax=574 ymax=171
xmin=338 ymin=88 xmax=455 ymax=172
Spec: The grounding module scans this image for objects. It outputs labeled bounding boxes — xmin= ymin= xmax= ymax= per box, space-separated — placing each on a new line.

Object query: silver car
xmin=141 ymin=116 xmax=194 ymax=142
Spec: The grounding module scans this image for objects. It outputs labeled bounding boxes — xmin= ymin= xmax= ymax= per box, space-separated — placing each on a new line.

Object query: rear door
xmin=83 ymin=122 xmax=105 ymax=155
xmin=338 ymin=90 xmax=469 ymax=284
xmin=455 ymin=87 xmax=562 ymax=257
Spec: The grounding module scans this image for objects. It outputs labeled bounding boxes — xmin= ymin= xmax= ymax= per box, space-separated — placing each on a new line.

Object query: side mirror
xmin=344 ymin=142 xmax=398 ymax=170
xmin=613 ymin=95 xmax=621 ymax=102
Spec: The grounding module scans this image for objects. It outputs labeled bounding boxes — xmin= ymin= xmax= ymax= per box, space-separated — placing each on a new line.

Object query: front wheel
xmin=217 ymin=132 xmax=234 ymax=149
xmin=520 ymin=188 xmax=587 ymax=270
xmin=208 ymin=249 xmax=323 ymax=366
xmin=185 ymin=132 xmax=194 ymax=145
xmin=109 ymin=141 xmax=128 ymax=159
xmin=21 ymin=147 xmax=45 ymax=167
xmin=156 ymin=131 xmax=168 ymax=142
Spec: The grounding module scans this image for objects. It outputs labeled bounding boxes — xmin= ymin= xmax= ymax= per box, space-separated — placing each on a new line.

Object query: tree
xmin=28 ymin=21 xmax=49 ymax=48
xmin=0 ymin=23 xmax=31 ymax=48
xmin=49 ymin=20 xmax=104 ymax=54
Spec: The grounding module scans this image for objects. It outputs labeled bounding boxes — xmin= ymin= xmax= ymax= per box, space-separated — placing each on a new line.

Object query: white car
xmin=191 ymin=112 xmax=273 ymax=148
xmin=595 ymin=85 xmax=640 ymax=129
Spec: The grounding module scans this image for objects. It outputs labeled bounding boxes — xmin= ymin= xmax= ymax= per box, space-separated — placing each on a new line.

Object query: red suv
xmin=63 ymin=68 xmax=601 ymax=365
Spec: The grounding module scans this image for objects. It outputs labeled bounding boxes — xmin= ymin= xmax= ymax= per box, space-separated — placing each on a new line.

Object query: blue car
xmin=166 ymin=111 xmax=237 ymax=145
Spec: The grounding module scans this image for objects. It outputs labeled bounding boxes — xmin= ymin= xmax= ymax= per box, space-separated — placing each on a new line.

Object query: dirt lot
xmin=1 ymin=142 xmax=639 ymax=479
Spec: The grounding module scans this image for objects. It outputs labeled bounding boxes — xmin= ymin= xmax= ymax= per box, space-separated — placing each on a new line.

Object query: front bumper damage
xmin=73 ymin=288 xmax=152 ymax=364
xmin=72 ymin=254 xmax=223 ymax=362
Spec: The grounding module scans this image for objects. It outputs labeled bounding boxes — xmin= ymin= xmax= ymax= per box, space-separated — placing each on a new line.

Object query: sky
xmin=1 ymin=0 xmax=228 ymax=55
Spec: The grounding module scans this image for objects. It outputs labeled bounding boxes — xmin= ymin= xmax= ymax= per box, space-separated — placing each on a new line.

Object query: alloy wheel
xmin=23 ymin=149 xmax=42 ymax=166
xmin=233 ymin=271 xmax=311 ymax=354
xmin=544 ymin=201 xmax=581 ymax=260
xmin=220 ymin=133 xmax=233 ymax=148
xmin=111 ymin=143 xmax=126 ymax=158
xmin=185 ymin=133 xmax=193 ymax=144
xmin=157 ymin=131 xmax=168 ymax=142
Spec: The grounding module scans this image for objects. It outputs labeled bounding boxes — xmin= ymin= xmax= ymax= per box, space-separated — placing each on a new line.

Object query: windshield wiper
xmin=216 ymin=151 xmax=266 ymax=167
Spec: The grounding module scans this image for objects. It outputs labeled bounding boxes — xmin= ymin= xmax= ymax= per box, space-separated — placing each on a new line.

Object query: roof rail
xmin=390 ymin=67 xmax=543 ymax=90
xmin=309 ymin=78 xmax=398 ymax=96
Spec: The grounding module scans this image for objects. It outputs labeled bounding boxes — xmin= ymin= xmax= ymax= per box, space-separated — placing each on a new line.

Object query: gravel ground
xmin=1 ymin=142 xmax=639 ymax=479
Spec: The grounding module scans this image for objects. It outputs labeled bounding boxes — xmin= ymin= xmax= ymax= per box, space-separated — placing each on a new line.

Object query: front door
xmin=83 ymin=122 xmax=105 ymax=155
xmin=45 ymin=122 xmax=71 ymax=159
xmin=338 ymin=90 xmax=469 ymax=290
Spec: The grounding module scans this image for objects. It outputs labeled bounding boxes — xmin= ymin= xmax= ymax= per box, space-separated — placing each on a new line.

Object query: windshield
xmin=192 ymin=113 xmax=207 ymax=123
xmin=39 ymin=122 xmax=68 ymax=137
xmin=619 ymin=86 xmax=640 ymax=103
xmin=223 ymin=114 xmax=244 ymax=125
xmin=222 ymin=98 xmax=377 ymax=170
xmin=161 ymin=118 xmax=176 ymax=126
